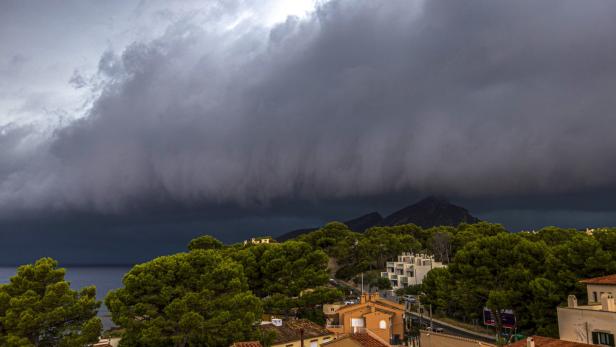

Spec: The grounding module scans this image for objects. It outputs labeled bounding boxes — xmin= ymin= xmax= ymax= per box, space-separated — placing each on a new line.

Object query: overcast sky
xmin=2 ymin=0 xmax=616 ymax=264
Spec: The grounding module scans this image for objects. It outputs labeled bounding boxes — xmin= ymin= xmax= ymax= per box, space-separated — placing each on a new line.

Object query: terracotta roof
xmin=349 ymin=333 xmax=389 ymax=347
xmin=230 ymin=342 xmax=263 ymax=347
xmin=258 ymin=319 xmax=332 ymax=344
xmin=337 ymin=299 xmax=404 ymax=314
xmin=580 ymin=274 xmax=616 ymax=285
xmin=322 ymin=333 xmax=388 ymax=347
xmin=508 ymin=336 xmax=594 ymax=347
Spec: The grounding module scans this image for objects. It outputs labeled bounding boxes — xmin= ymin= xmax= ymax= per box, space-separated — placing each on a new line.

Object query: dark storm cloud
xmin=2 ymin=0 xmax=616 ymax=218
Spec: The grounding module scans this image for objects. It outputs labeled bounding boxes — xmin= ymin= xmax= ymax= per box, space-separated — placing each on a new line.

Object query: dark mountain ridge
xmin=276 ymin=196 xmax=479 ymax=241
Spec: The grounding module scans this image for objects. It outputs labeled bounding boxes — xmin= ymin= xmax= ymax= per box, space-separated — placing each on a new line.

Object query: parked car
xmin=403 ymin=295 xmax=417 ymax=303
xmin=424 ymin=327 xmax=444 ymax=333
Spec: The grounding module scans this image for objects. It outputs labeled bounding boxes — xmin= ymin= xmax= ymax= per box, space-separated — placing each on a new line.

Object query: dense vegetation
xmin=422 ymin=227 xmax=616 ymax=338
xmin=297 ymin=221 xmax=505 ymax=280
xmin=0 ymin=258 xmax=102 ymax=347
xmin=6 ymin=222 xmax=610 ymax=346
xmin=106 ymin=250 xmax=262 ymax=347
xmin=291 ymin=222 xmax=616 ymax=339
xmin=107 ymin=239 xmax=343 ymax=346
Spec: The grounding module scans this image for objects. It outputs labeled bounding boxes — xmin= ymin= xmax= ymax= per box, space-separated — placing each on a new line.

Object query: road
xmin=408 ymin=312 xmax=496 ymax=343
xmin=329 ymin=278 xmax=496 ymax=343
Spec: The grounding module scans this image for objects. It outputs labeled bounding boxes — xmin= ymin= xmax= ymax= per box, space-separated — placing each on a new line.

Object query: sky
xmin=1 ymin=0 xmax=616 ymax=265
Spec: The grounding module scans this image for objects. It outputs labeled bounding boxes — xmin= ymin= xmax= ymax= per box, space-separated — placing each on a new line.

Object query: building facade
xmin=325 ymin=292 xmax=406 ymax=345
xmin=381 ymin=253 xmax=445 ymax=289
xmin=558 ymin=274 xmax=616 ymax=346
xmin=243 ymin=236 xmax=275 ymax=246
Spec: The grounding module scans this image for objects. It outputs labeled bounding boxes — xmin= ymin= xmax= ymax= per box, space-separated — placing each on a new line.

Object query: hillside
xmin=276 ymin=196 xmax=479 ymax=241
xmin=380 ymin=196 xmax=479 ymax=228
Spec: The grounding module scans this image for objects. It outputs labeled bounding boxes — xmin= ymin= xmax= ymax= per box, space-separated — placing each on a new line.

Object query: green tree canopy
xmin=187 ymin=235 xmax=224 ymax=251
xmin=423 ymin=227 xmax=616 ymax=338
xmin=0 ymin=258 xmax=102 ymax=347
xmin=105 ymin=250 xmax=261 ymax=347
xmin=230 ymin=241 xmax=329 ymax=298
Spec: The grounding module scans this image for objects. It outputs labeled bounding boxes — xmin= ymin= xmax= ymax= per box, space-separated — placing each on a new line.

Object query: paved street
xmin=329 ymin=278 xmax=496 ymax=343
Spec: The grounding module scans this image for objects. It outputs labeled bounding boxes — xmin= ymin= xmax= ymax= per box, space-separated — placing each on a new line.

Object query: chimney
xmin=526 ymin=337 xmax=535 ymax=347
xmin=601 ymin=293 xmax=616 ymax=312
xmin=567 ymin=295 xmax=578 ymax=308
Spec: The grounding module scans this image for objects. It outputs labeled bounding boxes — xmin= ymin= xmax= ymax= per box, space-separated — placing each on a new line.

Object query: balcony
xmin=325 ymin=324 xmax=344 ymax=334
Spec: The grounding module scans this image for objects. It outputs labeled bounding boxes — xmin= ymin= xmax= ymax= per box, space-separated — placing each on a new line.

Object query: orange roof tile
xmin=580 ymin=274 xmax=616 ymax=285
xmin=349 ymin=333 xmax=389 ymax=347
xmin=508 ymin=336 xmax=594 ymax=347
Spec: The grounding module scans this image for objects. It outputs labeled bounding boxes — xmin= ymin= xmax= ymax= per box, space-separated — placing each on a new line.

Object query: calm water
xmin=0 ymin=266 xmax=131 ymax=330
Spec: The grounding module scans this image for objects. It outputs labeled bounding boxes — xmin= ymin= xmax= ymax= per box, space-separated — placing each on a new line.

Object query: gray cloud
xmin=2 ymin=0 xmax=616 ymax=218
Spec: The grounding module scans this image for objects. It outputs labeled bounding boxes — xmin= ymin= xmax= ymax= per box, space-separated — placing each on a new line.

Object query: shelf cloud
xmin=2 ymin=0 xmax=616 ymax=219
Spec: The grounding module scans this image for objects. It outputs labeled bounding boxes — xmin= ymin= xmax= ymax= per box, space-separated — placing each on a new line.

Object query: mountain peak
xmin=380 ymin=196 xmax=479 ymax=228
xmin=275 ymin=196 xmax=480 ymax=240
xmin=416 ymin=195 xmax=450 ymax=206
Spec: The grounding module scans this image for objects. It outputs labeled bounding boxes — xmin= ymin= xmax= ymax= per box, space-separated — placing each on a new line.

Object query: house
xmin=325 ymin=292 xmax=405 ymax=345
xmin=381 ymin=253 xmax=445 ymax=289
xmin=243 ymin=236 xmax=276 ymax=246
xmin=231 ymin=342 xmax=263 ymax=347
xmin=93 ymin=338 xmax=121 ymax=347
xmin=557 ymin=274 xmax=616 ymax=346
xmin=321 ymin=331 xmax=390 ymax=347
xmin=584 ymin=228 xmax=608 ymax=236
xmin=508 ymin=336 xmax=594 ymax=347
xmin=258 ymin=318 xmax=335 ymax=347
xmin=420 ymin=330 xmax=495 ymax=347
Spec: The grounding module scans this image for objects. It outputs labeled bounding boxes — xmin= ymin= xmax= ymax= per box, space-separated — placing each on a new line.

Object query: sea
xmin=0 ymin=266 xmax=131 ymax=330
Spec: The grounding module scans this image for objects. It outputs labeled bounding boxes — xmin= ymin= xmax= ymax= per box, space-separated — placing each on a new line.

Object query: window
xmin=592 ymin=331 xmax=615 ymax=346
xmin=351 ymin=318 xmax=364 ymax=327
xmin=594 ymin=292 xmax=598 ymax=302
xmin=379 ymin=320 xmax=387 ymax=329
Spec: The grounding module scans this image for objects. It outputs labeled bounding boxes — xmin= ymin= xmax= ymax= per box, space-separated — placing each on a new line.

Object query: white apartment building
xmin=381 ymin=253 xmax=445 ymax=289
xmin=558 ymin=274 xmax=616 ymax=346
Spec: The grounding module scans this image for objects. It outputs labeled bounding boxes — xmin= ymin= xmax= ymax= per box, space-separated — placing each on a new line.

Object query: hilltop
xmin=276 ymin=196 xmax=479 ymax=241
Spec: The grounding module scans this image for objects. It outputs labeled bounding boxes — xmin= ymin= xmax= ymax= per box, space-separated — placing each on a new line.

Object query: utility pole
xmin=429 ymin=304 xmax=433 ymax=330
xmin=419 ymin=296 xmax=423 ymax=331
xmin=361 ymin=273 xmax=364 ymax=294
